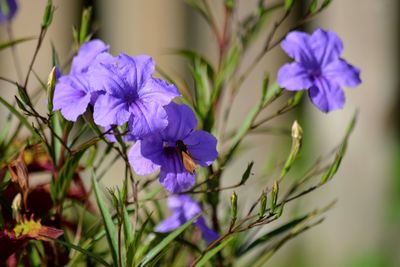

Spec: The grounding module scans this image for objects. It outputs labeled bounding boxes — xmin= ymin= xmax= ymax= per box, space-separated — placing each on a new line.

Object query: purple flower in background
xmin=129 ymin=103 xmax=218 ymax=193
xmin=89 ymin=53 xmax=180 ymax=138
xmin=156 ymin=195 xmax=219 ymax=245
xmin=53 ymin=39 xmax=109 ymax=121
xmin=0 ymin=0 xmax=17 ymax=23
xmin=278 ymin=28 xmax=361 ymax=112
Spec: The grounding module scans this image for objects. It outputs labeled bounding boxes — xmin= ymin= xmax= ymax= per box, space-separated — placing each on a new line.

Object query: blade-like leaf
xmin=194 ymin=236 xmax=235 ymax=267
xmin=92 ymin=175 xmax=119 ymax=266
xmin=240 ymin=162 xmax=254 ymax=185
xmin=54 ymin=238 xmax=112 ymax=267
xmin=138 ymin=215 xmax=200 ymax=267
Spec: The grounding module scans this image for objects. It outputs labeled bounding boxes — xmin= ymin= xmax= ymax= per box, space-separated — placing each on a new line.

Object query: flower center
xmin=309 ymin=68 xmax=322 ymax=80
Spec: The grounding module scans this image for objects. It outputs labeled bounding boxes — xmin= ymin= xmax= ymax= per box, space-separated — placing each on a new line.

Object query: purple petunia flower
xmin=278 ymin=28 xmax=361 ymax=112
xmin=0 ymin=0 xmax=17 ymax=23
xmin=53 ymin=39 xmax=110 ymax=121
xmin=128 ymin=102 xmax=218 ymax=193
xmin=89 ymin=53 xmax=180 ymax=138
xmin=156 ymin=195 xmax=219 ymax=245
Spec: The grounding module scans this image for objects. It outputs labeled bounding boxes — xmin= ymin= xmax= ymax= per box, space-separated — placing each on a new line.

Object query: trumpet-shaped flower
xmin=155 ymin=195 xmax=219 ymax=244
xmin=129 ymin=102 xmax=218 ymax=193
xmin=89 ymin=53 xmax=180 ymax=138
xmin=278 ymin=28 xmax=361 ymax=112
xmin=53 ymin=39 xmax=109 ymax=121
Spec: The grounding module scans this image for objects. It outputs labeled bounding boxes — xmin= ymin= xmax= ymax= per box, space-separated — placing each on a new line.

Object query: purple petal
xmin=139 ymin=78 xmax=180 ymax=105
xmin=309 ymin=77 xmax=345 ymax=113
xmin=196 ymin=217 xmax=219 ymax=245
xmin=159 ymin=152 xmax=196 ymax=193
xmin=0 ymin=0 xmax=17 ymax=23
xmin=162 ymin=103 xmax=198 ymax=141
xmin=277 ymin=62 xmax=313 ymax=91
xmin=310 ymin=28 xmax=343 ymax=68
xmin=281 ymin=31 xmax=316 ymax=67
xmin=128 ymin=101 xmax=168 ymax=138
xmin=323 ymin=59 xmax=361 ymax=88
xmin=183 ymin=130 xmax=218 ymax=167
xmin=128 ymin=138 xmax=163 ymax=176
xmin=93 ymin=94 xmax=130 ymax=127
xmin=53 ymin=75 xmax=91 ymax=121
xmin=118 ymin=54 xmax=155 ymax=88
xmin=71 ymin=39 xmax=110 ymax=74
xmin=155 ymin=213 xmax=185 ymax=233
xmin=181 ymin=196 xmax=202 ymax=219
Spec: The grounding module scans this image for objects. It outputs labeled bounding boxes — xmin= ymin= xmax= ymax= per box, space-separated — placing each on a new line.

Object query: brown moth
xmin=176 ymin=140 xmax=198 ymax=174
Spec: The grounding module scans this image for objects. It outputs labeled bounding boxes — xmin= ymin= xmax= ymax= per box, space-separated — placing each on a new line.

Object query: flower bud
xmin=230 ymin=191 xmax=238 ymax=223
xmin=270 ymin=181 xmax=279 ymax=213
xmin=258 ymin=191 xmax=267 ymax=218
xmin=47 ymin=66 xmax=56 ymax=113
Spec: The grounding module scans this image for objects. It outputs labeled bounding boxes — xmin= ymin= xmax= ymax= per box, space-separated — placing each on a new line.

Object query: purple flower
xmin=129 ymin=102 xmax=218 ymax=193
xmin=53 ymin=39 xmax=109 ymax=121
xmin=155 ymin=195 xmax=219 ymax=245
xmin=278 ymin=28 xmax=361 ymax=112
xmin=0 ymin=0 xmax=17 ymax=23
xmin=89 ymin=53 xmax=180 ymax=138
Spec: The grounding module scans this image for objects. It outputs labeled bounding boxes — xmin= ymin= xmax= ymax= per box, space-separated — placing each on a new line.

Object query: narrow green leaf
xmin=42 ymin=0 xmax=55 ymax=28
xmin=0 ymin=97 xmax=37 ymax=138
xmin=92 ymin=175 xmax=119 ymax=266
xmin=138 ymin=215 xmax=200 ymax=267
xmin=308 ymin=0 xmax=318 ymax=14
xmin=262 ymin=82 xmax=282 ymax=106
xmin=320 ymin=111 xmax=357 ymax=184
xmin=238 ymin=214 xmax=308 ymax=255
xmin=195 ymin=237 xmax=235 ymax=267
xmin=79 ymin=7 xmax=93 ymax=45
xmin=240 ymin=162 xmax=254 ymax=185
xmin=284 ymin=0 xmax=295 ymax=11
xmin=122 ymin=205 xmax=134 ymax=250
xmin=0 ymin=36 xmax=36 ymax=51
xmin=53 ymin=238 xmax=112 ymax=267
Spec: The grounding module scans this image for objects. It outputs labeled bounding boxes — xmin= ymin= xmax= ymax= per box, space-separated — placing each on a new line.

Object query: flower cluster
xmin=278 ymin=28 xmax=361 ymax=112
xmin=53 ymin=39 xmax=219 ymax=243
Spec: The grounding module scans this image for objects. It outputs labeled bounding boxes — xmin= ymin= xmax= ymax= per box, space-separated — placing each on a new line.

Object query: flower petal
xmin=93 ymin=94 xmax=130 ymax=127
xmin=309 ymin=77 xmax=345 ymax=112
xmin=196 ymin=217 xmax=219 ymax=245
xmin=128 ymin=101 xmax=168 ymax=138
xmin=162 ymin=103 xmax=198 ymax=141
xmin=118 ymin=54 xmax=155 ymax=88
xmin=128 ymin=139 xmax=163 ymax=176
xmin=183 ymin=130 xmax=218 ymax=167
xmin=155 ymin=212 xmax=186 ymax=232
xmin=277 ymin=62 xmax=313 ymax=91
xmin=0 ymin=0 xmax=18 ymax=23
xmin=281 ymin=31 xmax=316 ymax=66
xmin=71 ymin=39 xmax=109 ymax=74
xmin=139 ymin=78 xmax=180 ymax=105
xmin=53 ymin=75 xmax=91 ymax=121
xmin=323 ymin=59 xmax=361 ymax=88
xmin=310 ymin=28 xmax=343 ymax=68
xmin=159 ymin=152 xmax=196 ymax=193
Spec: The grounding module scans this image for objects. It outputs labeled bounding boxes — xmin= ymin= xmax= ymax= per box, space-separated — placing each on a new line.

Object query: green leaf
xmin=238 ymin=214 xmax=309 ymax=255
xmin=92 ymin=175 xmax=119 ymax=266
xmin=240 ymin=3 xmax=282 ymax=49
xmin=0 ymin=37 xmax=36 ymax=51
xmin=284 ymin=0 xmax=295 ymax=11
xmin=0 ymin=97 xmax=37 ymax=138
xmin=240 ymin=162 xmax=254 ymax=185
xmin=262 ymin=82 xmax=283 ymax=106
xmin=138 ymin=215 xmax=200 ymax=267
xmin=195 ymin=237 xmax=235 ymax=267
xmin=42 ymin=0 xmax=55 ymax=28
xmin=122 ymin=205 xmax=134 ymax=251
xmin=320 ymin=111 xmax=357 ymax=184
xmin=53 ymin=238 xmax=112 ymax=267
xmin=308 ymin=0 xmax=319 ymax=14
xmin=54 ymin=150 xmax=85 ymax=202
xmin=79 ymin=7 xmax=93 ymax=45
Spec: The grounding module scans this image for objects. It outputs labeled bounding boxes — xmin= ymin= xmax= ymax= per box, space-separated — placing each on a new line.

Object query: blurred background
xmin=0 ymin=0 xmax=399 ymax=266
